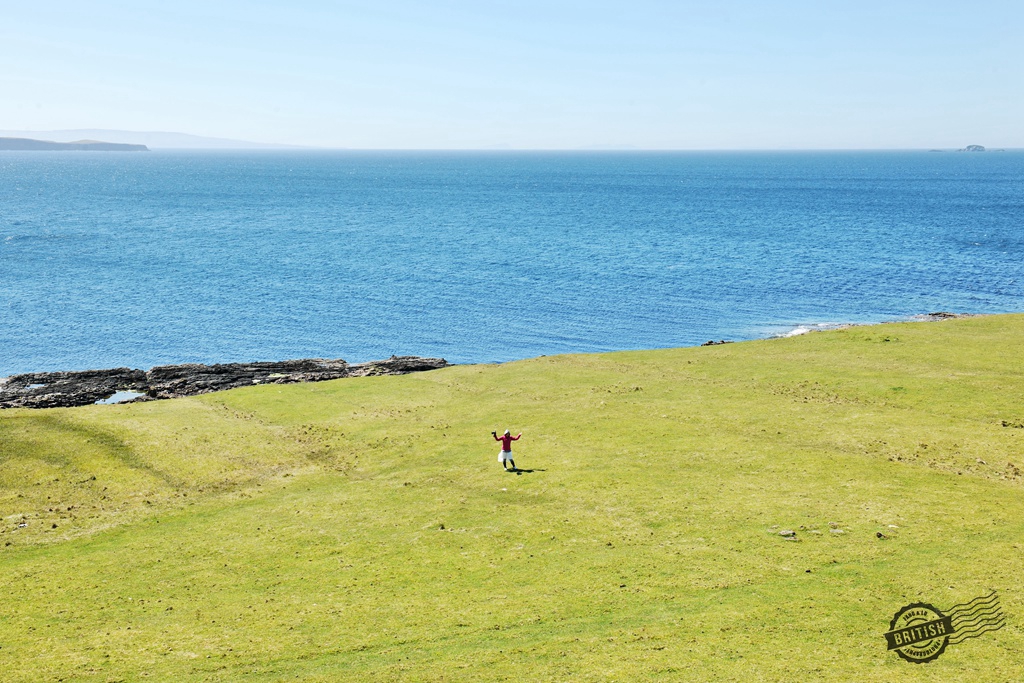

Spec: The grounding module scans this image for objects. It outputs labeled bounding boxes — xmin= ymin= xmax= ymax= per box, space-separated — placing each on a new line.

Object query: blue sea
xmin=1 ymin=150 xmax=1022 ymax=376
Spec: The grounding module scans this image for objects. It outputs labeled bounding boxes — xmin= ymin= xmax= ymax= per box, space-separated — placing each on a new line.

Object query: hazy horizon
xmin=2 ymin=129 xmax=1017 ymax=152
xmin=3 ymin=2 xmax=1022 ymax=150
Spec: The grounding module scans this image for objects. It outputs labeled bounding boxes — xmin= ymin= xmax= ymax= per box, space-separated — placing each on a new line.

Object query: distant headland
xmin=0 ymin=136 xmax=148 ymax=152
xmin=0 ymin=129 xmax=304 ymax=150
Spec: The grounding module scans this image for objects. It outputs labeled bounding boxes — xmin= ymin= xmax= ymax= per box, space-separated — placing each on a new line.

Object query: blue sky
xmin=2 ymin=1 xmax=1021 ymax=149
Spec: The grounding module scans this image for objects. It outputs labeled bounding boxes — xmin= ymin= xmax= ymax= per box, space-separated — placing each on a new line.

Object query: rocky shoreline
xmin=0 ymin=313 xmax=975 ymax=410
xmin=0 ymin=356 xmax=447 ymax=409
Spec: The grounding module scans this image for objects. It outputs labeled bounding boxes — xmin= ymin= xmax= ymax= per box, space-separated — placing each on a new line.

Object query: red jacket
xmin=495 ymin=433 xmax=520 ymax=450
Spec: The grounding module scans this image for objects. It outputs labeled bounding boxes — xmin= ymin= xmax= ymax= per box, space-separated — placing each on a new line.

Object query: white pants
xmin=498 ymin=450 xmax=513 ymax=462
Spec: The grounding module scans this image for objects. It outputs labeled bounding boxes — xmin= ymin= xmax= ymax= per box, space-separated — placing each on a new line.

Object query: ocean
xmin=1 ymin=150 xmax=1021 ymax=375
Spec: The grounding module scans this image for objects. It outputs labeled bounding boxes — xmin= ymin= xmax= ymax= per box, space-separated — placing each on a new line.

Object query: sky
xmin=1 ymin=1 xmax=1022 ymax=149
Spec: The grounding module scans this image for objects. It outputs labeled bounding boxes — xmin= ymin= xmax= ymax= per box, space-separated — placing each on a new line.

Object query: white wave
xmin=777 ymin=322 xmax=851 ymax=338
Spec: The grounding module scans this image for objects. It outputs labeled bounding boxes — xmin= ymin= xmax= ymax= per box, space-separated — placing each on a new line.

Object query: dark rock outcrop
xmin=146 ymin=358 xmax=352 ymax=399
xmin=916 ymin=311 xmax=974 ymax=321
xmin=0 ymin=355 xmax=447 ymax=409
xmin=347 ymin=355 xmax=451 ymax=377
xmin=0 ymin=368 xmax=148 ymax=409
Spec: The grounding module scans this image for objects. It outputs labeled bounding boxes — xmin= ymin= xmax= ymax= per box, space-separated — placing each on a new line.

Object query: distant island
xmin=0 ymin=129 xmax=304 ymax=150
xmin=959 ymin=144 xmax=986 ymax=152
xmin=0 ymin=137 xmax=148 ymax=152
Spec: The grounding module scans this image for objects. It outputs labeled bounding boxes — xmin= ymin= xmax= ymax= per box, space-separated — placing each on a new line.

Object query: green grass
xmin=2 ymin=314 xmax=1023 ymax=681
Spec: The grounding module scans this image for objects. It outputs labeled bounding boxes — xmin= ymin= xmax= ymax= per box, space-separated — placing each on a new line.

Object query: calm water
xmin=1 ymin=150 xmax=1022 ymax=375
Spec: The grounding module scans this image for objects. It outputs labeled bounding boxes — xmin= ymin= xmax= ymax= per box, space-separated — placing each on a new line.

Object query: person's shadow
xmin=510 ymin=468 xmax=545 ymax=475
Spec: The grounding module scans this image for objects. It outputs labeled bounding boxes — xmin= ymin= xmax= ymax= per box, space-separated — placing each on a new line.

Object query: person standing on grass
xmin=493 ymin=429 xmax=521 ymax=471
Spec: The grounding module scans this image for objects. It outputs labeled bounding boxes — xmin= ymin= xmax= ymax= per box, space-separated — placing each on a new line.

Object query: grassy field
xmin=1 ymin=314 xmax=1023 ymax=681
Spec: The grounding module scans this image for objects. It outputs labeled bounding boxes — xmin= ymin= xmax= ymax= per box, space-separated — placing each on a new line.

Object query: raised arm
xmin=512 ymin=434 xmax=521 ymax=441
xmin=493 ymin=432 xmax=501 ymax=442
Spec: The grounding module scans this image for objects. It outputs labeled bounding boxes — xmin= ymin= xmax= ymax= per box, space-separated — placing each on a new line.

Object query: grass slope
xmin=1 ymin=315 xmax=1023 ymax=681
